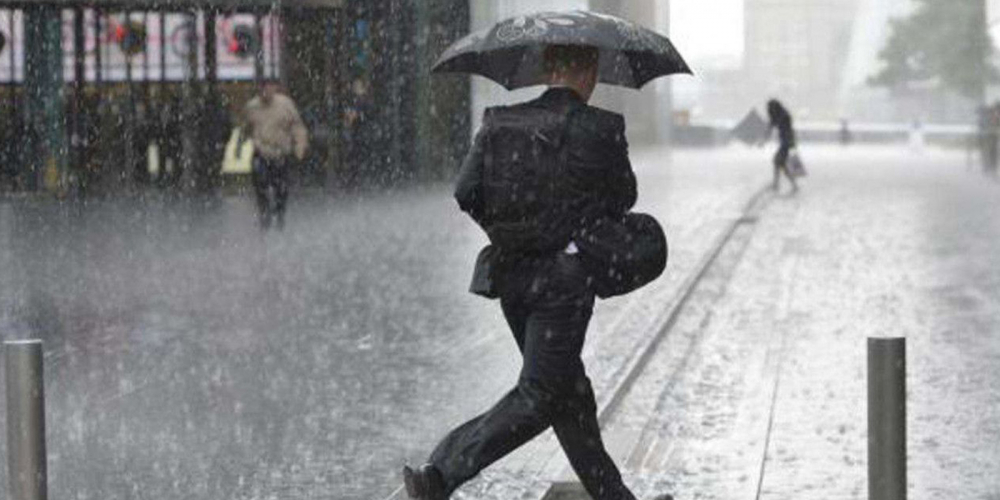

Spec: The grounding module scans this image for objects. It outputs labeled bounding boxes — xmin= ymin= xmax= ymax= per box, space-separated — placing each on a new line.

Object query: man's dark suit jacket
xmin=454 ymin=87 xmax=637 ymax=298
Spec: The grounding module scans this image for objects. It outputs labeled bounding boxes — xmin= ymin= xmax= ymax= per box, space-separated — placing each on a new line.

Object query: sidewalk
xmin=546 ymin=146 xmax=1000 ymax=500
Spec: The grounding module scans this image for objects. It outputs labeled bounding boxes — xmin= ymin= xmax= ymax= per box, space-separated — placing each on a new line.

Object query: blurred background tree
xmin=869 ymin=0 xmax=999 ymax=102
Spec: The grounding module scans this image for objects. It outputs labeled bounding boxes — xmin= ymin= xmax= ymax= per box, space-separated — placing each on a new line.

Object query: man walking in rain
xmin=403 ymin=44 xmax=642 ymax=500
xmin=239 ymin=79 xmax=308 ymax=230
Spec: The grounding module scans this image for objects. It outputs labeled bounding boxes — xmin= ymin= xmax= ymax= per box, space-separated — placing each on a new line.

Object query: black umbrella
xmin=732 ymin=108 xmax=767 ymax=145
xmin=432 ymin=10 xmax=692 ymax=89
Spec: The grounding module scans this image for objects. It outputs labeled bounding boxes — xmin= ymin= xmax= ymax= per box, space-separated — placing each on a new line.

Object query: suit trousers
xmin=430 ymin=253 xmax=636 ymax=500
xmin=251 ymin=154 xmax=289 ymax=226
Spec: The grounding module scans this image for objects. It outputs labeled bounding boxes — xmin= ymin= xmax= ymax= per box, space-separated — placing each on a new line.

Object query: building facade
xmin=988 ymin=0 xmax=1000 ymax=102
xmin=741 ymin=0 xmax=860 ymax=120
xmin=0 ymin=0 xmax=469 ymax=193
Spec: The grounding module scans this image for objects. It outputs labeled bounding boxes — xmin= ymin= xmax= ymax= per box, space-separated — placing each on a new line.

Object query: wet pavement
xmin=572 ymin=146 xmax=1000 ymax=500
xmin=0 ymin=146 xmax=766 ymax=500
xmin=9 ymin=145 xmax=992 ymax=500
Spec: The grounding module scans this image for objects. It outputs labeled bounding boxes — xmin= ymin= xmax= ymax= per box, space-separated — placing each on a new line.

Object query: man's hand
xmin=294 ymin=139 xmax=307 ymax=161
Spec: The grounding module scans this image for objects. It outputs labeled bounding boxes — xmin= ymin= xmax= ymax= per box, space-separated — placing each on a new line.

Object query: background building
xmin=0 ymin=0 xmax=470 ymax=193
xmin=741 ymin=0 xmax=859 ymax=121
xmin=689 ymin=0 xmax=981 ymax=127
xmin=691 ymin=0 xmax=860 ymax=122
xmin=988 ymin=0 xmax=1000 ymax=102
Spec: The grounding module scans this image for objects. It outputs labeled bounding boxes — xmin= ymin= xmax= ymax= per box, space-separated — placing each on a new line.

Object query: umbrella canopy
xmin=732 ymin=108 xmax=768 ymax=145
xmin=432 ymin=10 xmax=692 ymax=90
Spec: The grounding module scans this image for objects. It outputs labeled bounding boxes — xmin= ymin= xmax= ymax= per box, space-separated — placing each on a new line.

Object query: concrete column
xmin=71 ymin=7 xmax=86 ymax=185
xmin=655 ymin=0 xmax=674 ymax=145
xmin=412 ymin=0 xmax=431 ymax=180
xmin=412 ymin=0 xmax=469 ymax=181
xmin=615 ymin=0 xmax=671 ymax=145
xmin=179 ymin=10 xmax=201 ymax=192
xmin=23 ymin=5 xmax=67 ymax=193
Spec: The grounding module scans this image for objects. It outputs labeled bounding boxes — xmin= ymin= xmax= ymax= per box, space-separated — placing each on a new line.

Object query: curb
xmin=598 ymin=185 xmax=772 ymax=426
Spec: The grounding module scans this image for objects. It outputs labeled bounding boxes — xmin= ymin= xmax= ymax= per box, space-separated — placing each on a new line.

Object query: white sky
xmin=669 ymin=0 xmax=745 ymax=65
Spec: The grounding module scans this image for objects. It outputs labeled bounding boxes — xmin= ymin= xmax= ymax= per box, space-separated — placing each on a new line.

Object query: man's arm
xmin=286 ymin=99 xmax=309 ymax=160
xmin=454 ymin=121 xmax=489 ymax=224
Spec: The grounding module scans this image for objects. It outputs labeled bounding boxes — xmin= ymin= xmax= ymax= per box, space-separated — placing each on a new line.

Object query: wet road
xmin=0 ymin=147 xmax=765 ymax=500
xmin=584 ymin=146 xmax=1000 ymax=500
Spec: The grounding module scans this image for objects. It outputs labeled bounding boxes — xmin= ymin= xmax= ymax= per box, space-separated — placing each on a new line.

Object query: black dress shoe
xmin=402 ymin=463 xmax=446 ymax=500
xmin=652 ymin=494 xmax=674 ymax=500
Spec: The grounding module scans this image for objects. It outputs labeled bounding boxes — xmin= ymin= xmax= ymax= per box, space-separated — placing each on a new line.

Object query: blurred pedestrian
xmin=156 ymin=96 xmax=183 ymax=187
xmin=201 ymin=91 xmax=234 ymax=189
xmin=238 ymin=79 xmax=308 ymax=230
xmin=909 ymin=118 xmax=925 ymax=154
xmin=987 ymin=103 xmax=1000 ymax=173
xmin=839 ymin=118 xmax=853 ymax=146
xmin=761 ymin=98 xmax=799 ymax=192
xmin=404 ymin=45 xmax=641 ymax=500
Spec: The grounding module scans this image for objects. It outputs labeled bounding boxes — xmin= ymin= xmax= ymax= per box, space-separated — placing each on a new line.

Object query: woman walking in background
xmin=761 ymin=99 xmax=799 ymax=193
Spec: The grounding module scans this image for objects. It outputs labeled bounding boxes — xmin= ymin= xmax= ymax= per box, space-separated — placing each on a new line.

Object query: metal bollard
xmin=868 ymin=337 xmax=906 ymax=500
xmin=5 ymin=340 xmax=47 ymax=500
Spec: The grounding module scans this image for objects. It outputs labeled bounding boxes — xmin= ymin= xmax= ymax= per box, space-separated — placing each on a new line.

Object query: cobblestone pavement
xmin=0 ymin=146 xmax=766 ymax=500
xmin=592 ymin=146 xmax=1000 ymax=500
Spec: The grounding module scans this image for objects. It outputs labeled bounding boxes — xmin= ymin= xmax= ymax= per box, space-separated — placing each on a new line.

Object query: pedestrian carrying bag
xmin=575 ymin=212 xmax=668 ymax=299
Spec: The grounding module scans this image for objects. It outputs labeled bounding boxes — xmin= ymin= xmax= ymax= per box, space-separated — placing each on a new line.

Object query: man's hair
xmin=767 ymin=99 xmax=788 ymax=120
xmin=543 ymin=44 xmax=600 ymax=75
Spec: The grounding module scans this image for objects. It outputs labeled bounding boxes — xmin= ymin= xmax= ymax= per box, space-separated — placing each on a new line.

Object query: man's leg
xmin=434 ymin=256 xmax=634 ymax=500
xmin=773 ymin=146 xmax=791 ymax=192
xmin=273 ymin=158 xmax=290 ymax=229
xmin=251 ymin=156 xmax=271 ymax=228
xmin=428 ymin=257 xmax=602 ymax=496
xmin=551 ymin=377 xmax=636 ymax=500
xmin=428 ymin=299 xmax=546 ymax=496
xmin=539 ymin=257 xmax=635 ymax=500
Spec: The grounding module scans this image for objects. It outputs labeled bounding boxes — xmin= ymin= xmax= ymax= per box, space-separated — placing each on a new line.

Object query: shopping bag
xmin=788 ymin=149 xmax=807 ymax=177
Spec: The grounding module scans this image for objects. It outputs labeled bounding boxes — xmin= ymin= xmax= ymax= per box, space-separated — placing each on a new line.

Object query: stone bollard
xmin=5 ymin=339 xmax=47 ymax=500
xmin=868 ymin=337 xmax=906 ymax=500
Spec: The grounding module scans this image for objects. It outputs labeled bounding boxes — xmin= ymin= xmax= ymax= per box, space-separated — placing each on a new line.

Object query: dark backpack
xmin=479 ymin=105 xmax=576 ymax=254
xmin=477 ymin=104 xmax=668 ymax=300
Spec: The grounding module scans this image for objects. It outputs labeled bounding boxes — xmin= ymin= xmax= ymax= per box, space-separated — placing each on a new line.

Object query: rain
xmin=0 ymin=1 xmax=999 ymax=500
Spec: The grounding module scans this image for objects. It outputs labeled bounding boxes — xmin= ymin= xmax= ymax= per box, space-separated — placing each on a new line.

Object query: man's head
xmin=544 ymin=44 xmax=600 ymax=102
xmin=259 ymin=79 xmax=281 ymax=103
